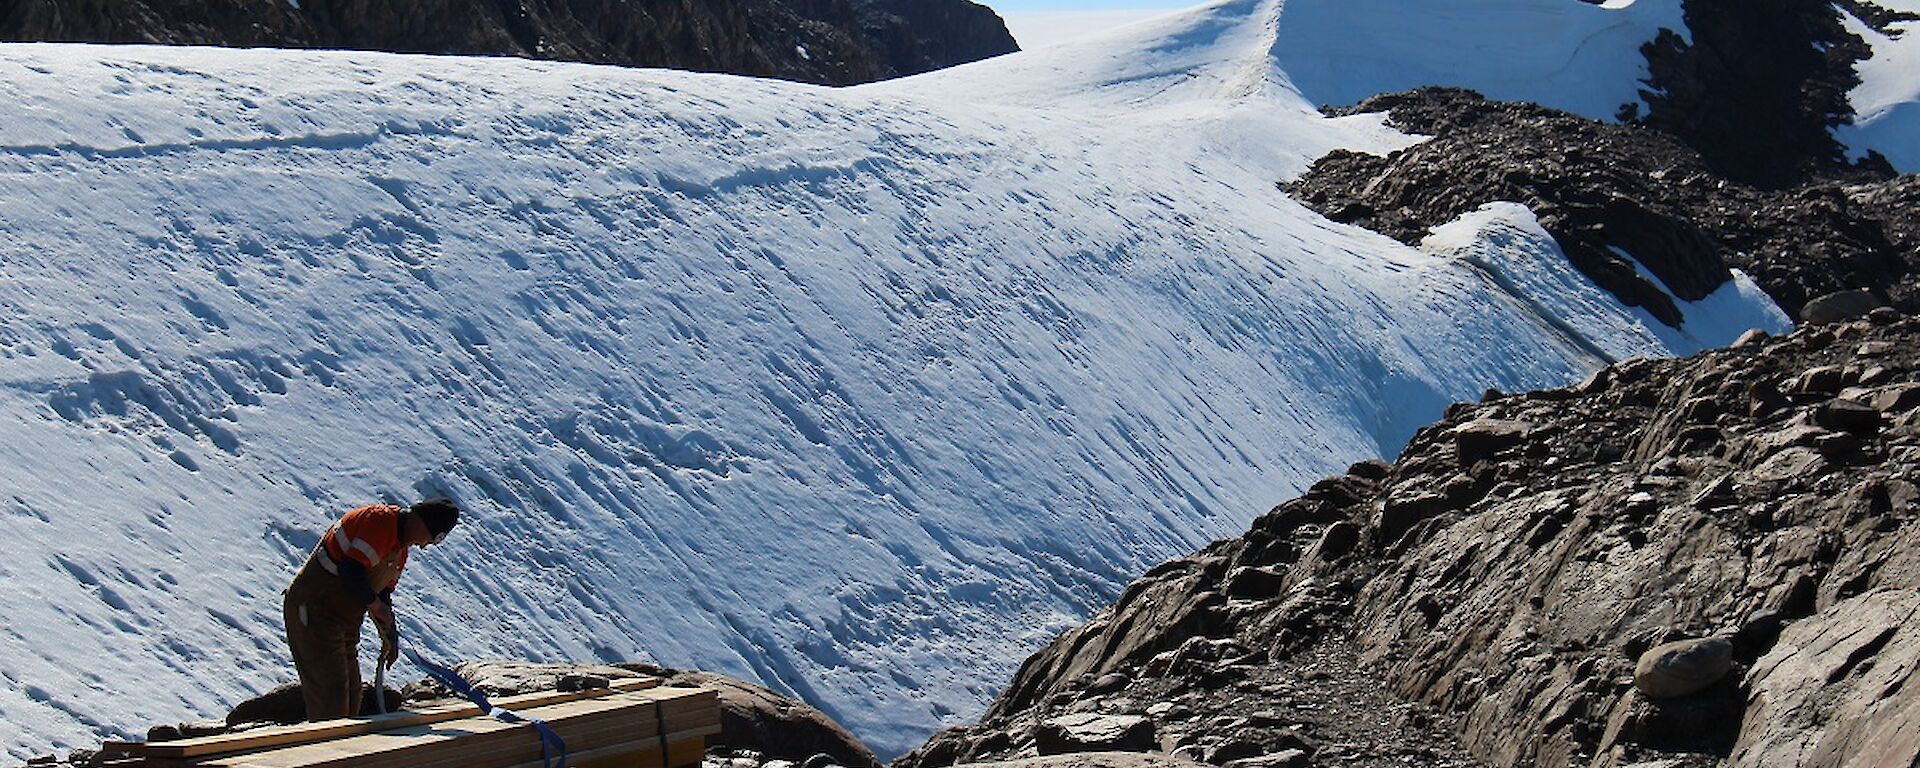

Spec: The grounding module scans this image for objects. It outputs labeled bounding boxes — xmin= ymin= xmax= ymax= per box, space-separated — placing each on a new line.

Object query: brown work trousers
xmin=282 ymin=550 xmax=369 ymax=721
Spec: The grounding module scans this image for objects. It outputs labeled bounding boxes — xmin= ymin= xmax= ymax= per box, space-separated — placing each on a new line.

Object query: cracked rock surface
xmin=901 ymin=314 xmax=1920 ymax=768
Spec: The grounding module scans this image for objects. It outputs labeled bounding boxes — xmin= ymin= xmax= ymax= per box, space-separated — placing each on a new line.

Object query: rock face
xmin=1034 ymin=715 xmax=1155 ymax=756
xmin=1635 ymin=0 xmax=1889 ymax=189
xmin=959 ymin=754 xmax=1214 ymax=768
xmin=1288 ymin=88 xmax=1919 ymax=322
xmin=1731 ymin=589 xmax=1920 ymax=767
xmin=657 ymin=669 xmax=883 ymax=768
xmin=903 ymin=315 xmax=1920 ymax=768
xmin=0 ymin=0 xmax=1018 ymax=86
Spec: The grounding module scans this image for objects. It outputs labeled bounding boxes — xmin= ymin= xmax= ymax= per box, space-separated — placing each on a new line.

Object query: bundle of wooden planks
xmin=99 ymin=676 xmax=720 ymax=768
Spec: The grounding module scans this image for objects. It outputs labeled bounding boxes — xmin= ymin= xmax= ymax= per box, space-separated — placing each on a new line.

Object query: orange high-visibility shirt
xmin=321 ymin=504 xmax=410 ymax=590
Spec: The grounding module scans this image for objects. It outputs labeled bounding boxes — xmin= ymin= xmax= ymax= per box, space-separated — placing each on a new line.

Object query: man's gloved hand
xmin=370 ymin=601 xmax=401 ymax=670
xmin=380 ymin=636 xmax=400 ymax=670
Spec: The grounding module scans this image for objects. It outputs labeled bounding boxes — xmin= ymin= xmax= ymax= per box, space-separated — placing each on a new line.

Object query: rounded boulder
xmin=1634 ymin=636 xmax=1734 ymax=698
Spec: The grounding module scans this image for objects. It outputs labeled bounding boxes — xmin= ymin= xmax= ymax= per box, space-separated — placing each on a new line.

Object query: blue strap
xmin=406 ymin=649 xmax=568 ymax=768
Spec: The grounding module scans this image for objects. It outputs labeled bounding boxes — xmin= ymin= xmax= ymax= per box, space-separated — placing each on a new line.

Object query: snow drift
xmin=1838 ymin=0 xmax=1920 ymax=171
xmin=0 ymin=0 xmax=1807 ymax=760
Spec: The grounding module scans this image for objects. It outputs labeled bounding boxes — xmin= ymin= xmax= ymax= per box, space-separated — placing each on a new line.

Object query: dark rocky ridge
xmin=1837 ymin=0 xmax=1920 ymax=32
xmin=901 ymin=312 xmax=1920 ymax=768
xmin=0 ymin=0 xmax=1017 ymax=86
xmin=1633 ymin=0 xmax=1893 ymax=189
xmin=1287 ymin=88 xmax=1919 ymax=324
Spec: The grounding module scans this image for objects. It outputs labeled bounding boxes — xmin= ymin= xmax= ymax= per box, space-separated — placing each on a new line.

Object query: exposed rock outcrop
xmin=1288 ymin=88 xmax=1919 ymax=322
xmin=657 ymin=669 xmax=883 ymax=768
xmin=903 ymin=315 xmax=1920 ymax=768
xmin=958 ymin=753 xmax=1215 ymax=768
xmin=0 ymin=0 xmax=1018 ymax=86
xmin=1730 ymin=588 xmax=1920 ymax=766
xmin=1634 ymin=0 xmax=1889 ymax=188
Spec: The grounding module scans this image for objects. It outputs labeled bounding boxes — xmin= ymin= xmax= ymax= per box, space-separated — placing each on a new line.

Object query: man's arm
xmin=336 ymin=559 xmax=380 ymax=605
xmin=341 ymin=559 xmax=401 ymax=668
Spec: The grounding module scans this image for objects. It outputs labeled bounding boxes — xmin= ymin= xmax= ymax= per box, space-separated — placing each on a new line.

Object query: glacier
xmin=0 ymin=0 xmax=1821 ymax=760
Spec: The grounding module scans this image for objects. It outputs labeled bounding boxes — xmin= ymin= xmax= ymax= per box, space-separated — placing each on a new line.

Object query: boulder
xmin=957 ymin=753 xmax=1212 ymax=768
xmin=1801 ymin=289 xmax=1883 ymax=325
xmin=449 ymin=660 xmax=637 ymax=697
xmin=1633 ymin=637 xmax=1733 ymax=699
xmin=1226 ymin=566 xmax=1288 ymax=599
xmin=1223 ymin=750 xmax=1309 ymax=768
xmin=1814 ymin=400 xmax=1882 ymax=434
xmin=1346 ymin=459 xmax=1392 ymax=480
xmin=1087 ymin=673 xmax=1130 ymax=695
xmin=1377 ymin=491 xmax=1452 ymax=544
xmin=1790 ymin=366 xmax=1846 ymax=395
xmin=654 ymin=670 xmax=881 ymax=768
xmin=146 ymin=720 xmax=228 ymax=742
xmin=227 ymin=682 xmax=399 ymax=727
xmin=226 ymin=683 xmax=305 ymax=727
xmin=1871 ymin=384 xmax=1920 ymax=414
xmin=1034 ymin=715 xmax=1156 ymax=755
xmin=1454 ymin=419 xmax=1533 ymax=464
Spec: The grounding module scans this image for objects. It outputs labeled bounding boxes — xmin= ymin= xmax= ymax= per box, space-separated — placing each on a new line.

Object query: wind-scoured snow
xmin=1422 ymin=203 xmax=1791 ymax=362
xmin=0 ymin=0 xmax=1797 ymax=760
xmin=1000 ymin=10 xmax=1178 ymax=50
xmin=1838 ymin=0 xmax=1920 ymax=172
xmin=1267 ymin=0 xmax=1687 ymax=120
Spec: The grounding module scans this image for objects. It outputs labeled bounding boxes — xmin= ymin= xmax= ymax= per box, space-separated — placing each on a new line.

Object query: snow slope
xmin=0 ymin=0 xmax=1793 ymax=760
xmin=1838 ymin=0 xmax=1920 ymax=171
xmin=1000 ymin=10 xmax=1178 ymax=50
xmin=1266 ymin=0 xmax=1687 ymax=120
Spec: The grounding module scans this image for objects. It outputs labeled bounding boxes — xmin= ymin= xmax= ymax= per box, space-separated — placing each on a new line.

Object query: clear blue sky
xmin=984 ymin=0 xmax=1186 ymax=10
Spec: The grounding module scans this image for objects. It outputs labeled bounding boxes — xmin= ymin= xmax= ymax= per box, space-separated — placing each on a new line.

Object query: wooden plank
xmin=208 ymin=705 xmax=642 ymax=768
xmin=498 ymin=726 xmax=718 ymax=768
xmin=209 ymin=689 xmax=711 ymax=768
xmin=429 ymin=701 xmax=719 ymax=766
xmin=377 ymin=702 xmax=673 ymax=768
xmin=218 ymin=718 xmax=537 ymax=768
xmin=621 ymin=687 xmax=718 ymax=715
xmin=220 ymin=722 xmax=719 ymax=768
xmin=129 ymin=677 xmax=660 ymax=760
xmin=529 ymin=731 xmax=713 ymax=768
xmin=216 ymin=704 xmax=719 ymax=768
xmin=132 ymin=677 xmax=662 ymax=759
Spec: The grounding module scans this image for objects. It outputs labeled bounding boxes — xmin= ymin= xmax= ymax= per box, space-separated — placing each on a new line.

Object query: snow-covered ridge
xmin=0 ymin=0 xmax=1794 ymax=760
xmin=1838 ymin=0 xmax=1920 ymax=170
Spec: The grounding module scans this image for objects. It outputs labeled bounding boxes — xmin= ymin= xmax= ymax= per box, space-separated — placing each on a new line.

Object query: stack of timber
xmin=97 ymin=676 xmax=720 ymax=768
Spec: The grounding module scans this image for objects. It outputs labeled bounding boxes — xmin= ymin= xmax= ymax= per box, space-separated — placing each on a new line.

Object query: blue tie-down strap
xmin=406 ymin=649 xmax=568 ymax=768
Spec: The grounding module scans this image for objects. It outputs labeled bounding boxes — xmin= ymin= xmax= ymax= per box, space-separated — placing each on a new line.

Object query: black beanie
xmin=412 ymin=498 xmax=461 ymax=536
